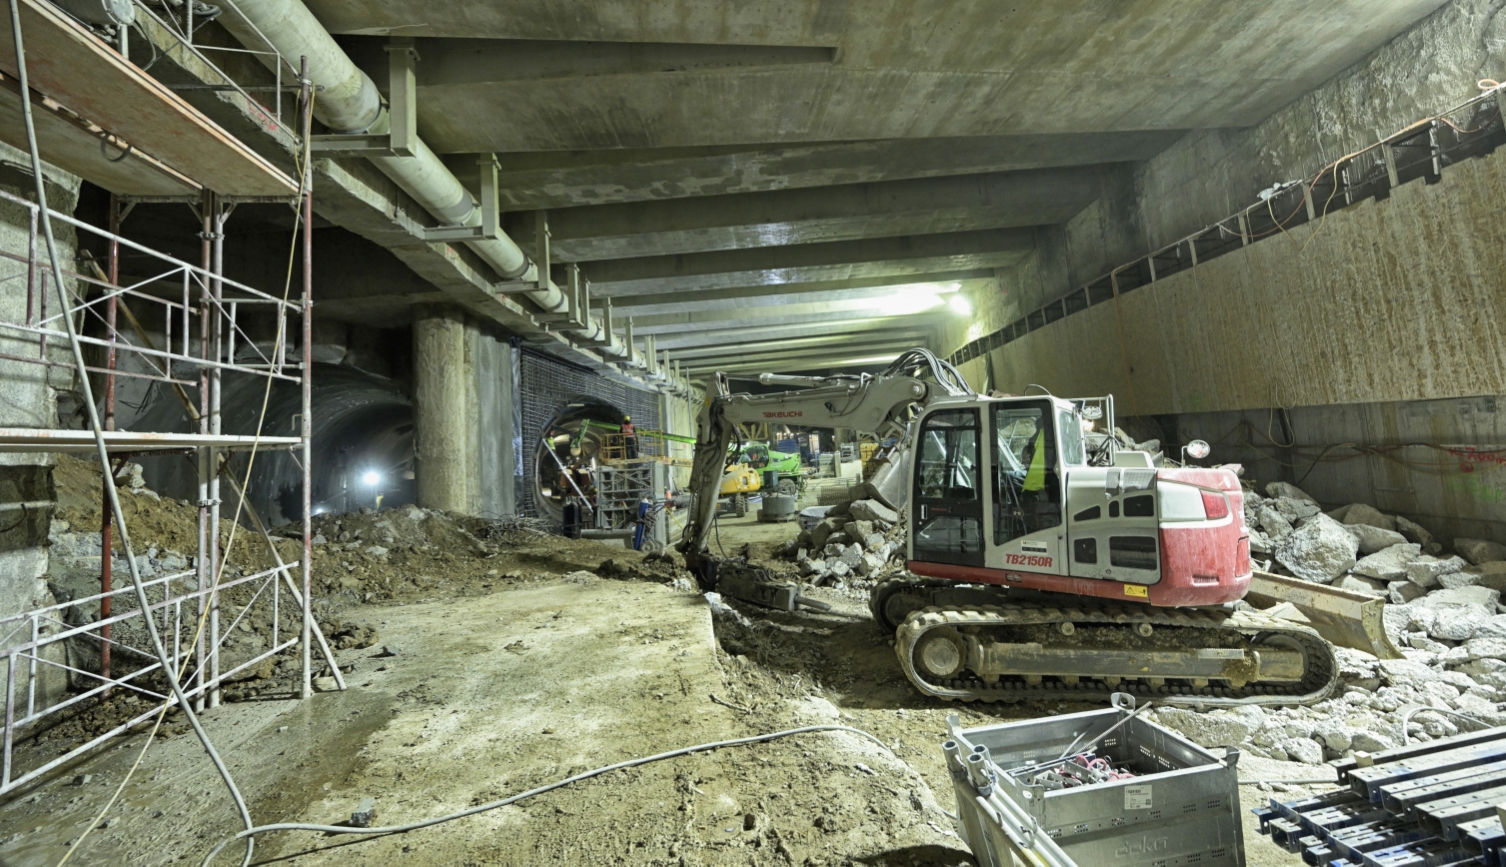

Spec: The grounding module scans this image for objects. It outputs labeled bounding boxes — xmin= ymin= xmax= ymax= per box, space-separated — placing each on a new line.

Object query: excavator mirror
xmin=1185 ymin=439 xmax=1211 ymax=460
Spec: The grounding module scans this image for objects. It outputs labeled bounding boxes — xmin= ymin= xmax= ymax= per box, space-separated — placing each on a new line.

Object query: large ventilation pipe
xmin=216 ymin=0 xmax=653 ymax=375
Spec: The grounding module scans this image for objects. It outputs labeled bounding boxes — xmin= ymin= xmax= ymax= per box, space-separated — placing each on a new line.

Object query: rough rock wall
xmin=0 ymin=142 xmax=81 ymax=708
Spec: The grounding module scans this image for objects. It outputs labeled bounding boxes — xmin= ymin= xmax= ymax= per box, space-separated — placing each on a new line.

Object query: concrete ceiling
xmin=291 ymin=0 xmax=1449 ymax=375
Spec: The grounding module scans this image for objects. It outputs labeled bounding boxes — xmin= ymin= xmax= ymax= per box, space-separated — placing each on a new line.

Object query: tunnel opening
xmin=130 ymin=363 xmax=416 ymax=526
xmin=530 ymin=397 xmax=628 ymax=525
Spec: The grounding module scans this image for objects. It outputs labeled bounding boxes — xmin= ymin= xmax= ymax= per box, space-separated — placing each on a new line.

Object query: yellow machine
xmin=717 ymin=463 xmax=761 ymax=517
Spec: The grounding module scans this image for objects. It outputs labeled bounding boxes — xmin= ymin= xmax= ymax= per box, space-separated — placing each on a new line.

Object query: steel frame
xmin=0 ymin=113 xmax=339 ymax=794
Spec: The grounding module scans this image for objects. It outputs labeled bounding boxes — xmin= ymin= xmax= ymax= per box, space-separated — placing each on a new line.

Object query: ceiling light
xmin=361 ymin=470 xmax=382 ymax=487
xmin=948 ymin=294 xmax=973 ymax=315
xmin=881 ymin=293 xmax=945 ymax=315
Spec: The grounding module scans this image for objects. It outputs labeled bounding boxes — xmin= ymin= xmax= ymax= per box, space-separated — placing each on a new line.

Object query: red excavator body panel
xmin=910 ymin=466 xmax=1252 ymax=608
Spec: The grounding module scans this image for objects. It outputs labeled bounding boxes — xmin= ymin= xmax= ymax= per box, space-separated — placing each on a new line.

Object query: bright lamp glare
xmin=361 ymin=470 xmax=382 ymax=487
xmin=882 ymin=293 xmax=945 ymax=315
xmin=947 ymin=295 xmax=972 ymax=316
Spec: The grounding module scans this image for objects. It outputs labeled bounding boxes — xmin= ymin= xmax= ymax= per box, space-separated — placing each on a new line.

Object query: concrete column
xmin=412 ymin=304 xmax=469 ymax=512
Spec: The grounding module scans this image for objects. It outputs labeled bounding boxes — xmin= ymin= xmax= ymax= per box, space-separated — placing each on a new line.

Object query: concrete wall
xmin=946 ymin=0 xmax=1506 ymax=543
xmin=1172 ymin=395 xmax=1506 ymax=549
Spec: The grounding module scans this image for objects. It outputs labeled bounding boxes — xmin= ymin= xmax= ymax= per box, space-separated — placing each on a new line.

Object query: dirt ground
xmin=0 ymin=498 xmax=1317 ymax=867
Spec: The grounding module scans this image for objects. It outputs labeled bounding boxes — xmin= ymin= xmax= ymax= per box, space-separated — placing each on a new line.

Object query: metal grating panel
xmin=517 ymin=350 xmax=661 ymax=518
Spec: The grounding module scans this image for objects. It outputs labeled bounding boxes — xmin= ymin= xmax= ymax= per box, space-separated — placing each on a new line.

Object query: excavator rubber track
xmin=890 ymin=592 xmax=1338 ymax=708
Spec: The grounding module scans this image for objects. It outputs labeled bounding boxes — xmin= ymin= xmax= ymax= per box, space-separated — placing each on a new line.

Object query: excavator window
xmin=991 ymin=402 xmax=1062 ymax=546
xmin=912 ymin=409 xmax=984 ymax=566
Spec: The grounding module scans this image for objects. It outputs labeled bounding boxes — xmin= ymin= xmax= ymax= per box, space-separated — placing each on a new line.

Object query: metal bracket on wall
xmin=310 ymin=39 xmax=417 ymax=156
xmin=422 ymin=155 xmax=501 ymax=243
xmin=576 ymin=297 xmax=614 ymax=347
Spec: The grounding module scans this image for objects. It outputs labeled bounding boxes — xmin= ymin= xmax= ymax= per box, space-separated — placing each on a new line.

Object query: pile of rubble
xmin=1244 ymin=480 xmax=1505 ymax=604
xmin=1142 ymin=478 xmax=1506 ymax=764
xmin=1148 ymin=633 xmax=1506 ymax=765
xmin=789 ymin=488 xmax=907 ymax=586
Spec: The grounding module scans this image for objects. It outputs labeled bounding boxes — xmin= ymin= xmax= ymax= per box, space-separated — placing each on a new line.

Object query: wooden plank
xmin=0 ymin=0 xmax=297 ymax=196
xmin=0 ymin=71 xmax=198 ymax=196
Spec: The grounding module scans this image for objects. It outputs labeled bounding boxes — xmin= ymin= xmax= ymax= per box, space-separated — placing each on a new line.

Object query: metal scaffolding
xmin=0 ymin=177 xmax=339 ymax=795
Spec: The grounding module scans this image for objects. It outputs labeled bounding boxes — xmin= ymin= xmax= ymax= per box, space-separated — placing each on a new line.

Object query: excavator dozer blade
xmin=1246 ymin=570 xmax=1403 ymax=660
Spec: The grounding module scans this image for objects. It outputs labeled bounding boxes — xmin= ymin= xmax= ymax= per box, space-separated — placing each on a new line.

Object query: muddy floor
xmin=0 ymin=506 xmax=1315 ymax=866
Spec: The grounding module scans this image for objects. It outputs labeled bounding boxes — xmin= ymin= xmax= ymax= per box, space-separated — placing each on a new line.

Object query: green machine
xmin=733 ymin=443 xmax=804 ymax=496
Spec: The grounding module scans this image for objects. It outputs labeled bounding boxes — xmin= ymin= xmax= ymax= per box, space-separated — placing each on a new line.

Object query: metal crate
xmin=943 ymin=694 xmax=1244 ymax=867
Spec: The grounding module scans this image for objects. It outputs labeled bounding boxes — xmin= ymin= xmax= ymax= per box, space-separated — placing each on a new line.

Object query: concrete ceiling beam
xmin=507 ymin=167 xmax=1108 ymax=261
xmin=655 ymin=315 xmax=939 ymax=349
xmin=672 ymin=326 xmax=937 ymax=357
xmin=582 ymin=228 xmax=1037 ymax=296
xmin=684 ymin=338 xmax=928 ymax=370
xmin=438 ymin=133 xmax=1185 ymax=211
xmin=610 ymin=269 xmax=994 ymax=314
xmin=630 ymin=297 xmax=963 ymax=333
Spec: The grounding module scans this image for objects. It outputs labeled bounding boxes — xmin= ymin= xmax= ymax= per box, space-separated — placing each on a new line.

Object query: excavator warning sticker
xmin=1125 ymin=785 xmax=1153 ymax=810
xmin=1123 ymin=584 xmax=1149 ymax=598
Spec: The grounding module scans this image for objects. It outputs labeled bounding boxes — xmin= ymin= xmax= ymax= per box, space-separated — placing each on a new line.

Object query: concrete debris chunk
xmin=1417 ymin=586 xmax=1501 ymax=610
xmin=1393 ymin=515 xmax=1434 ymax=547
xmin=1265 ymin=482 xmax=1316 ymax=503
xmin=1280 ymin=737 xmax=1324 ymax=765
xmin=1335 ymin=574 xmax=1387 ymax=596
xmin=1429 ymin=604 xmax=1496 ymax=641
xmin=1344 ymin=524 xmax=1409 ymax=555
xmin=1249 ymin=528 xmax=1275 ymax=555
xmin=848 ymin=499 xmax=899 ymax=524
xmin=1274 ymin=514 xmax=1358 ymax=584
xmin=1342 ymin=505 xmax=1396 ymax=532
xmin=1464 ymin=637 xmax=1506 ymax=661
xmin=1406 ymin=555 xmax=1468 ymax=589
xmin=1351 ymin=543 xmax=1422 ymax=581
xmin=839 ymin=544 xmax=864 ymax=569
xmin=1455 ymin=538 xmax=1506 ymax=565
xmin=1258 ymin=507 xmax=1293 ymax=539
xmin=1273 ymin=497 xmax=1322 ymax=523
xmin=1153 ymin=706 xmax=1265 ymax=748
xmin=1389 ymin=581 xmax=1427 ymax=605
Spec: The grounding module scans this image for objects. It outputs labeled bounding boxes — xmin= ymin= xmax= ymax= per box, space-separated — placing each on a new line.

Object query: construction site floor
xmin=0 ymin=503 xmax=1320 ymax=866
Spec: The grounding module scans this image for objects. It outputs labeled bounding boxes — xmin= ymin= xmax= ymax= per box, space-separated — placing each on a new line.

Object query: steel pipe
xmin=217 ymin=0 xmax=642 ymax=369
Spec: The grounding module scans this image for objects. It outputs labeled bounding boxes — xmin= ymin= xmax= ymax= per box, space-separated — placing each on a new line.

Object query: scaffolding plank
xmin=0 ymin=429 xmax=301 ymax=453
xmin=0 ymin=70 xmax=198 ymax=196
xmin=0 ymin=0 xmax=296 ymax=196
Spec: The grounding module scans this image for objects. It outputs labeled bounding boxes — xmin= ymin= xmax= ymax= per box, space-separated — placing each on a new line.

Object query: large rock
xmin=1280 ymin=737 xmax=1325 ymax=765
xmin=839 ymin=544 xmax=864 ymax=569
xmin=1275 ymin=514 xmax=1359 ymax=584
xmin=1430 ymin=605 xmax=1497 ymax=641
xmin=1345 ymin=524 xmax=1409 ymax=555
xmin=1249 ymin=527 xmax=1275 ymax=556
xmin=1455 ymin=538 xmax=1506 ymax=565
xmin=1335 ymin=574 xmax=1388 ymax=596
xmin=1394 ymin=516 xmax=1434 ymax=547
xmin=1474 ymin=614 xmax=1506 ymax=640
xmin=848 ymin=499 xmax=899 ymax=524
xmin=1273 ymin=497 xmax=1322 ymax=523
xmin=1417 ymin=586 xmax=1501 ymax=610
xmin=1406 ymin=556 xmax=1469 ymax=589
xmin=1464 ymin=636 xmax=1506 ymax=661
xmin=843 ymin=520 xmax=875 ymax=542
xmin=1389 ymin=581 xmax=1427 ymax=604
xmin=1155 ymin=706 xmax=1266 ymax=748
xmin=1343 ymin=505 xmax=1396 ymax=533
xmin=1266 ymin=482 xmax=1317 ymax=503
xmin=1351 ymin=543 xmax=1423 ymax=581
xmin=1258 ymin=507 xmax=1294 ymax=539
